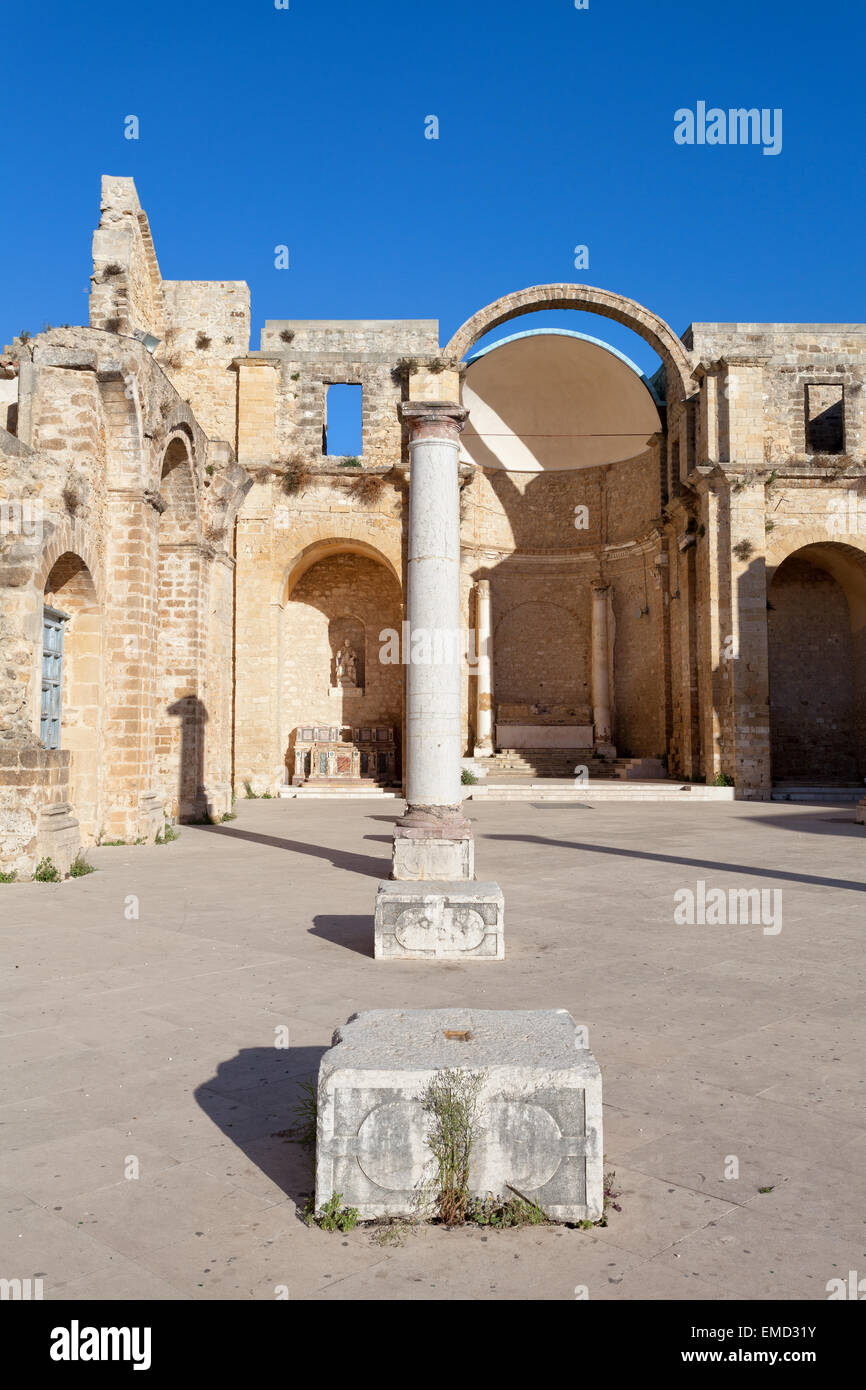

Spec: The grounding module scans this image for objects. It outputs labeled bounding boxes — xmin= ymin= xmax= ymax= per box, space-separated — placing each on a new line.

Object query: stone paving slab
xmin=0 ymin=797 xmax=864 ymax=1300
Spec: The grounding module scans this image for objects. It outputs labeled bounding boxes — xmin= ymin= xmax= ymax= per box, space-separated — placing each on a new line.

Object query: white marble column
xmin=473 ymin=579 xmax=494 ymax=756
xmin=393 ymin=401 xmax=473 ymax=880
xmin=591 ymin=582 xmax=615 ymax=754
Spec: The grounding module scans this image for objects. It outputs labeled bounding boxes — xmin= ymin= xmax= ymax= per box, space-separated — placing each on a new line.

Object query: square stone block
xmin=315 ymin=1008 xmax=603 ymax=1223
xmin=392 ymin=824 xmax=474 ymax=880
xmin=374 ymin=880 xmax=504 ymax=960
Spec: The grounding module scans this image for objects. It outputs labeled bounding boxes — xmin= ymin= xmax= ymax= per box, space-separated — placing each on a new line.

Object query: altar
xmin=290 ymin=724 xmax=398 ymax=786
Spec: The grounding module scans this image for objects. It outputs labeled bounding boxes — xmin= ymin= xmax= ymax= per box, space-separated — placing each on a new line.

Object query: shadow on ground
xmin=196 ymin=823 xmax=389 ymax=877
xmin=195 ymin=1045 xmax=327 ymax=1210
xmin=486 ymin=832 xmax=866 ymax=893
xmin=310 ymin=913 xmax=375 ymax=957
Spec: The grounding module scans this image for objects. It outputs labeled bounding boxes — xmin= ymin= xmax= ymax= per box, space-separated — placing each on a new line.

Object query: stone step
xmin=468 ymin=782 xmax=735 ymax=802
xmin=280 ymin=784 xmax=399 ymax=800
xmin=771 ymin=787 xmax=864 ymax=803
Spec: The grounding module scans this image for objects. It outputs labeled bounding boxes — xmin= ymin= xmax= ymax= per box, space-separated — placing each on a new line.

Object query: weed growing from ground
xmin=33 ymin=857 xmax=60 ymax=882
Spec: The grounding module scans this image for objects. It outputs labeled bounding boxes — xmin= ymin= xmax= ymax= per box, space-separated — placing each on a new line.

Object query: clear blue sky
xmin=3 ymin=0 xmax=864 ymax=379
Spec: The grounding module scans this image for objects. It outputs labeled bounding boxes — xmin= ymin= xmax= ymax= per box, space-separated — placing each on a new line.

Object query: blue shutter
xmin=41 ymin=606 xmax=69 ymax=749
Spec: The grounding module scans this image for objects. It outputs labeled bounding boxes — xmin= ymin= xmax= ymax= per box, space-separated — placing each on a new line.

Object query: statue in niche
xmin=336 ymin=641 xmax=359 ymax=688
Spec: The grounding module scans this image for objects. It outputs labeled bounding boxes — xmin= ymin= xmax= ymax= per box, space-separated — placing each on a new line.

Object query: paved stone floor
xmin=1 ymin=798 xmax=864 ymax=1301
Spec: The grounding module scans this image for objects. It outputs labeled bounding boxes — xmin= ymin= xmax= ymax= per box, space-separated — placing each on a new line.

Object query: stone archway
xmin=42 ymin=551 xmax=104 ymax=840
xmin=281 ymin=548 xmax=403 ymax=759
xmin=767 ymin=542 xmax=866 ymax=783
xmin=445 ymin=284 xmax=695 ymax=402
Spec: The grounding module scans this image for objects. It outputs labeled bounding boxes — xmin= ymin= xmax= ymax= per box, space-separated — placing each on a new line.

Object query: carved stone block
xmin=315 ymin=1009 xmax=603 ymax=1223
xmin=374 ymin=880 xmax=504 ymax=960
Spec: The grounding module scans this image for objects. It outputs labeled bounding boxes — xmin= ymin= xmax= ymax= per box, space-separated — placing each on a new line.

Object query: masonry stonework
xmin=2 ymin=176 xmax=865 ymax=874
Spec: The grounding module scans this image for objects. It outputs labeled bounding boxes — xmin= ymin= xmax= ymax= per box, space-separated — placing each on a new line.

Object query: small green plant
xmin=205 ymin=464 xmax=215 ymax=476
xmin=307 ymin=1193 xmax=360 ymax=1233
xmin=599 ymin=1169 xmax=622 ymax=1225
xmin=69 ymin=853 xmax=95 ymax=877
xmin=33 ymin=857 xmax=60 ymax=882
xmin=0 ymin=869 xmax=17 ymax=883
xmin=420 ymin=1068 xmax=485 ymax=1225
xmin=243 ymin=781 xmax=258 ymax=798
xmin=339 ymin=456 xmax=362 ymax=468
xmin=371 ymin=1219 xmax=417 ymax=1247
xmin=261 ymin=791 xmax=273 ymax=799
xmin=758 ymin=1185 xmax=775 ymax=1194
xmin=461 ymin=767 xmax=478 ymax=785
xmin=732 ymin=538 xmax=754 ymax=563
xmin=711 ymin=772 xmax=734 ymax=787
xmin=155 ymin=823 xmax=180 ymax=844
xmin=16 ymin=329 xmax=31 ymax=344
xmin=468 ymin=1193 xmax=546 ymax=1228
xmin=280 ymin=329 xmax=295 ymax=344
xmin=195 ymin=331 xmax=212 ymax=350
xmin=289 ymin=1076 xmax=318 ymax=1151
xmin=100 ymin=839 xmax=126 ymax=847
xmin=291 ymin=371 xmax=300 ymax=381
xmin=219 ymin=811 xmax=236 ymax=822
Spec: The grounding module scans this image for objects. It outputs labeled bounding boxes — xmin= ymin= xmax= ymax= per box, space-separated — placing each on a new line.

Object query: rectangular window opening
xmin=806 ymin=384 xmax=844 ymax=455
xmin=323 ymin=383 xmax=363 ymax=458
xmin=40 ymin=606 xmax=67 ymax=750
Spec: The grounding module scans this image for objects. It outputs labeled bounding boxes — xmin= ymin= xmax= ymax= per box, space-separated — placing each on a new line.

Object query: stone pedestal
xmin=374 ymin=880 xmax=503 ymax=960
xmin=36 ymin=802 xmax=80 ymax=877
xmin=392 ymin=808 xmax=474 ymax=881
xmin=315 ymin=1009 xmax=603 ymax=1223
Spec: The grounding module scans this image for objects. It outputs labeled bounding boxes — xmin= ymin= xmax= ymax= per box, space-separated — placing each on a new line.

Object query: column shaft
xmin=474 ymin=579 xmax=494 ymax=755
xmin=591 ymin=583 xmax=614 ymax=752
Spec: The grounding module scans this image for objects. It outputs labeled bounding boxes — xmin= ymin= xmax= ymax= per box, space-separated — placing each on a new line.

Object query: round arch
xmin=445 ymin=284 xmax=695 ymax=402
xmin=279 ymin=537 xmax=401 ymax=606
xmin=767 ymin=540 xmax=866 ymax=784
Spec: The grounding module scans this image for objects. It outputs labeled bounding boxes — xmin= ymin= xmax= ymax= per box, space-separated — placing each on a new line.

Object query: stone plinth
xmin=374 ymin=880 xmax=504 ymax=960
xmin=392 ymin=810 xmax=474 ymax=880
xmin=315 ymin=1009 xmax=603 ymax=1223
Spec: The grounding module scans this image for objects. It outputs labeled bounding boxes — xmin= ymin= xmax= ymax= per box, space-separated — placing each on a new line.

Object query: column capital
xmin=476 ymin=577 xmax=491 ymax=594
xmin=401 ymin=400 xmax=468 ymax=444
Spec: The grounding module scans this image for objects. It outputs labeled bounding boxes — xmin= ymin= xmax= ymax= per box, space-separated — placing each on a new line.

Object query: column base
xmin=375 ymin=880 xmax=504 ymax=960
xmin=392 ymin=807 xmax=474 ymax=881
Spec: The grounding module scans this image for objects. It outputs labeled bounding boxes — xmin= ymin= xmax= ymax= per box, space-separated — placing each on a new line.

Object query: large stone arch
xmin=42 ymin=550 xmax=104 ymax=840
xmin=445 ymin=284 xmax=696 ymax=402
xmin=278 ymin=536 xmax=402 ymax=605
xmin=281 ymin=544 xmax=404 ymax=761
xmin=767 ymin=540 xmax=866 ymax=783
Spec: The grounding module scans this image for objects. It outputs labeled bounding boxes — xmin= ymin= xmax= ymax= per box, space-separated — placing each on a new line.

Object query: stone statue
xmin=336 ymin=641 xmax=358 ymax=687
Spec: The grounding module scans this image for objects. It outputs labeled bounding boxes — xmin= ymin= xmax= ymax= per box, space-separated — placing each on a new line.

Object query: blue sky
xmin=2 ymin=0 xmax=864 ymax=381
